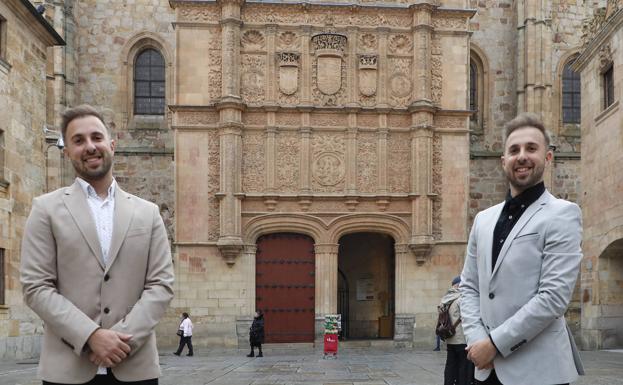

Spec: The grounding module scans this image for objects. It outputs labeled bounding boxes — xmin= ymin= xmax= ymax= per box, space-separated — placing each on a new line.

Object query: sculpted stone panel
xmin=241 ymin=54 xmax=266 ymax=104
xmin=431 ymin=38 xmax=443 ymax=105
xmin=312 ymin=33 xmax=348 ymax=105
xmin=311 ymin=113 xmax=348 ymax=127
xmin=242 ymin=132 xmax=266 ymax=193
xmin=357 ymin=133 xmax=378 ymax=193
xmin=276 ymin=132 xmax=300 ymax=193
xmin=359 ymin=33 xmax=378 ymax=52
xmin=207 ymin=29 xmax=222 ymax=101
xmin=177 ymin=112 xmax=219 ymax=126
xmin=433 ymin=115 xmax=466 ymax=129
xmin=275 ymin=112 xmax=300 ymax=127
xmin=312 ymin=134 xmax=346 ymax=192
xmin=389 ymin=114 xmax=411 ymax=129
xmin=432 ymin=134 xmax=442 ymax=240
xmin=207 ymin=132 xmax=221 ymax=241
xmin=432 ymin=16 xmax=468 ymax=30
xmin=388 ymin=132 xmax=410 ymax=193
xmin=358 ymin=114 xmax=378 ymax=128
xmin=178 ymin=4 xmax=220 ymax=23
xmin=278 ymin=31 xmax=299 ymax=50
xmin=241 ymin=30 xmax=266 ymax=51
xmin=242 ymin=113 xmax=266 ymax=126
xmin=358 ymin=54 xmax=378 ymax=106
xmin=389 ymin=58 xmax=413 ymax=107
xmin=277 ymin=52 xmax=301 ymax=104
xmin=389 ymin=34 xmax=413 ymax=55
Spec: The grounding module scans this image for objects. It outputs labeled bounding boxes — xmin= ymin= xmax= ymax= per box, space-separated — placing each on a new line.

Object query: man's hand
xmin=466 ymin=338 xmax=497 ymax=370
xmin=87 ymin=328 xmax=132 ymax=367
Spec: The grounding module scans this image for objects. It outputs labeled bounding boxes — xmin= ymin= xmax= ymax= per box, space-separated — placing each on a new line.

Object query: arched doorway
xmin=598 ymin=238 xmax=623 ymax=348
xmin=255 ymin=233 xmax=315 ymax=343
xmin=337 ymin=232 xmax=395 ymax=339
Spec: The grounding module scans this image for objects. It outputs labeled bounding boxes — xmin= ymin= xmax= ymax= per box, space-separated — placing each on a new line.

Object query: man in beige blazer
xmin=460 ymin=113 xmax=583 ymax=385
xmin=20 ymin=105 xmax=174 ymax=384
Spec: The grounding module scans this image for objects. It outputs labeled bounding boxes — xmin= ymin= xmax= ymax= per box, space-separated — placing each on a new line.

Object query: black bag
xmin=435 ymin=302 xmax=461 ymax=341
xmin=176 ymin=329 xmax=183 ymax=337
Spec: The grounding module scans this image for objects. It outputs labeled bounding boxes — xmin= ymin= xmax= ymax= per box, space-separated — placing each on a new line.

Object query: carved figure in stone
xmin=312 ymin=33 xmax=347 ymax=96
xmin=358 ymin=55 xmax=378 ymax=97
xmin=241 ymin=56 xmax=265 ymax=102
xmin=242 ymin=30 xmax=265 ymax=50
xmin=389 ymin=34 xmax=412 ymax=55
xmin=598 ymin=43 xmax=613 ymax=72
xmin=312 ymin=152 xmax=345 ymax=186
xmin=277 ymin=52 xmax=300 ymax=95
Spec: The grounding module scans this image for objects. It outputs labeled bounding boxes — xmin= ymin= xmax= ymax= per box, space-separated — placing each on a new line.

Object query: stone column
xmin=314 ymin=244 xmax=339 ymax=339
xmin=347 ymin=27 xmax=358 ymax=106
xmin=299 ymin=114 xmax=313 ymax=210
xmin=377 ymin=28 xmax=390 ymax=108
xmin=394 ymin=243 xmax=415 ymax=344
xmin=377 ymin=115 xmax=389 ymax=210
xmin=346 ymin=114 xmax=358 ymax=196
xmin=235 ymin=244 xmax=257 ymax=347
xmin=300 ymin=26 xmax=313 ymax=105
xmin=266 ymin=25 xmax=278 ymax=104
xmin=265 ymin=124 xmax=277 ymax=194
xmin=216 ymin=0 xmax=245 ymax=264
xmin=411 ymin=4 xmax=433 ymax=105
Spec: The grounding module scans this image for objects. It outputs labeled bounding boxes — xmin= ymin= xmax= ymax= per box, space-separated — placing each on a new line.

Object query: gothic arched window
xmin=562 ymin=57 xmax=581 ymax=124
xmin=134 ymin=49 xmax=165 ymax=115
xmin=470 ymin=61 xmax=478 ymax=122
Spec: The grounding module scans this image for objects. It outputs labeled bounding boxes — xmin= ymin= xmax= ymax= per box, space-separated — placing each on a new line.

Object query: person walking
xmin=174 ymin=313 xmax=194 ymax=357
xmin=441 ymin=276 xmax=474 ymax=385
xmin=460 ymin=113 xmax=584 ymax=385
xmin=247 ymin=310 xmax=265 ymax=357
xmin=20 ymin=104 xmax=174 ymax=384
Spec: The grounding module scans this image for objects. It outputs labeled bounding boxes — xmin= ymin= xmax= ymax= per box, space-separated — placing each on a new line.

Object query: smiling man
xmin=459 ymin=113 xmax=584 ymax=385
xmin=20 ymin=105 xmax=174 ymax=385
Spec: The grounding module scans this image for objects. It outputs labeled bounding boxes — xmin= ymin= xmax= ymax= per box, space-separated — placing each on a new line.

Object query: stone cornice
xmin=5 ymin=0 xmax=65 ymax=46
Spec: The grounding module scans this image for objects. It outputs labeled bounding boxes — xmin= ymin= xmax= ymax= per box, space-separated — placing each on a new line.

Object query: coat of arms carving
xmin=312 ymin=33 xmax=347 ymax=96
xmin=358 ymin=55 xmax=378 ymax=97
xmin=276 ymin=52 xmax=300 ymax=95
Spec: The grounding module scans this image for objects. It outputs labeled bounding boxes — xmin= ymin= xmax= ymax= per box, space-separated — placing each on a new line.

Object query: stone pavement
xmin=1 ymin=345 xmax=622 ymax=385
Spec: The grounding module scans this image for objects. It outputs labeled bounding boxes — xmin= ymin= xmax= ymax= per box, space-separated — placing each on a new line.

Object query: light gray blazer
xmin=460 ymin=190 xmax=584 ymax=385
xmin=20 ymin=181 xmax=174 ymax=383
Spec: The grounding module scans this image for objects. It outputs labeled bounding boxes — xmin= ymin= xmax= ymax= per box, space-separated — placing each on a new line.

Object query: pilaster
xmin=314 ymin=244 xmax=339 ymax=317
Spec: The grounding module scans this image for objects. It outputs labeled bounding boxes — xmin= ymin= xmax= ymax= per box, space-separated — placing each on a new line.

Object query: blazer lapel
xmin=491 ymin=191 xmax=551 ymax=278
xmin=483 ymin=203 xmax=504 ymax=280
xmin=62 ymin=181 xmax=105 ymax=270
xmin=106 ymin=186 xmax=134 ymax=271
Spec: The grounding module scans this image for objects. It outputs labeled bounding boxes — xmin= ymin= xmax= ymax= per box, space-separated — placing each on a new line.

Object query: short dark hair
xmin=60 ymin=104 xmax=108 ymax=140
xmin=502 ymin=112 xmax=551 ymax=148
xmin=182 ymin=312 xmax=189 ymax=318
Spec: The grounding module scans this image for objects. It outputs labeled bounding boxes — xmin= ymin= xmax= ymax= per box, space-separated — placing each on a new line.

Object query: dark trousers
xmin=175 ymin=335 xmax=193 ymax=355
xmin=444 ymin=343 xmax=474 ymax=385
xmin=475 ymin=370 xmax=568 ymax=385
xmin=43 ymin=369 xmax=157 ymax=385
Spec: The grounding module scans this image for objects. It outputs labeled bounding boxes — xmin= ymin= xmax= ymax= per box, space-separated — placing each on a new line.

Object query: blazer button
xmin=104 ymin=274 xmax=110 ymax=281
xmin=489 ymin=293 xmax=495 ymax=299
xmin=104 ymin=307 xmax=110 ymax=314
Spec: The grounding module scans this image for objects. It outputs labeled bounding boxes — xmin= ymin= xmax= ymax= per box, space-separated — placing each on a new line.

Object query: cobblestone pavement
xmin=1 ymin=346 xmax=622 ymax=385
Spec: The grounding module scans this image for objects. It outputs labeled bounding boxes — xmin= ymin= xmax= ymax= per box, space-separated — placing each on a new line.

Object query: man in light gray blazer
xmin=460 ymin=113 xmax=584 ymax=385
xmin=20 ymin=105 xmax=174 ymax=384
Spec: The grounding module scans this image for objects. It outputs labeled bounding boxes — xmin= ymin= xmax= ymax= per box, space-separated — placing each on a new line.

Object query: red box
xmin=323 ymin=334 xmax=338 ymax=354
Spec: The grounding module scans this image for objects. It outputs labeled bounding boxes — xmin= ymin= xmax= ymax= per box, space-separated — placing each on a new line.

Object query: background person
xmin=174 ymin=312 xmax=193 ymax=357
xmin=247 ymin=310 xmax=265 ymax=357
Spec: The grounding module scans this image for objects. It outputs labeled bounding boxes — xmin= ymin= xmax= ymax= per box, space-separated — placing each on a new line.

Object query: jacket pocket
xmin=126 ymin=227 xmax=150 ymax=237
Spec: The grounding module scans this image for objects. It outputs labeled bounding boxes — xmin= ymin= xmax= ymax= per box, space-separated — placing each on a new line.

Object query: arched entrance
xmin=255 ymin=233 xmax=315 ymax=343
xmin=598 ymin=238 xmax=623 ymax=348
xmin=337 ymin=232 xmax=395 ymax=339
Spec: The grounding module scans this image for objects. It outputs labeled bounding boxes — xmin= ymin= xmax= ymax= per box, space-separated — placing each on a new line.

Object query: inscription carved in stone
xmin=277 ymin=52 xmax=300 ymax=95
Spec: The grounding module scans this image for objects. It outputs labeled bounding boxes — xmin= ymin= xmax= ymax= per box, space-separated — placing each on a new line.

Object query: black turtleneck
xmin=491 ymin=181 xmax=545 ymax=271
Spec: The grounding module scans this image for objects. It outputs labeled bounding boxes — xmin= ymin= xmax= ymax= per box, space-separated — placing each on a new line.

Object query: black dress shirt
xmin=491 ymin=181 xmax=545 ymax=271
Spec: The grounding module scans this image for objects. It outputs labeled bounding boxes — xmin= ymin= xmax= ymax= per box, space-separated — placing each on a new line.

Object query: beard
xmin=504 ymin=162 xmax=545 ymax=193
xmin=71 ymin=152 xmax=113 ymax=182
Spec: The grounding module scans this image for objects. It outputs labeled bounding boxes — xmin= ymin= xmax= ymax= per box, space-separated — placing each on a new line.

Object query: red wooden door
xmin=256 ymin=233 xmax=315 ymax=343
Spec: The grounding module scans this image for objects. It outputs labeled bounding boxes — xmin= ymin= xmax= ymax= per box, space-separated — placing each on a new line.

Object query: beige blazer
xmin=20 ymin=181 xmax=174 ymax=383
xmin=460 ymin=191 xmax=584 ymax=385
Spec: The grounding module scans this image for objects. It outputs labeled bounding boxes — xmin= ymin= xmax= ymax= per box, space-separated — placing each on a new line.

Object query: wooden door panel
xmin=256 ymin=233 xmax=315 ymax=343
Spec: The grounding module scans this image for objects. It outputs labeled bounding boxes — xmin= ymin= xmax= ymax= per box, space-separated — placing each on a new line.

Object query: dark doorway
xmin=338 ymin=233 xmax=395 ymax=339
xmin=255 ymin=233 xmax=315 ymax=343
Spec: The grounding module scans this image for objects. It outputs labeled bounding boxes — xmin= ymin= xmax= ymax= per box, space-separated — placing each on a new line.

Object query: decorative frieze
xmin=240 ymin=55 xmax=266 ymax=103
xmin=241 ymin=30 xmax=265 ymax=50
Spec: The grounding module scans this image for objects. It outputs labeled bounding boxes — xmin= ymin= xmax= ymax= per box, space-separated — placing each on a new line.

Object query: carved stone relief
xmin=432 ymin=16 xmax=467 ymax=30
xmin=358 ymin=54 xmax=378 ymax=97
xmin=178 ymin=4 xmax=220 ymax=23
xmin=177 ymin=112 xmax=219 ymax=126
xmin=277 ymin=52 xmax=300 ymax=96
xmin=242 ymin=132 xmax=266 ymax=193
xmin=358 ymin=114 xmax=377 ymax=128
xmin=434 ymin=116 xmax=465 ymax=129
xmin=359 ymin=33 xmax=378 ymax=52
xmin=389 ymin=114 xmax=411 ymax=129
xmin=389 ymin=34 xmax=413 ymax=55
xmin=311 ymin=113 xmax=348 ymax=127
xmin=357 ymin=133 xmax=378 ymax=193
xmin=278 ymin=31 xmax=299 ymax=50
xmin=312 ymin=33 xmax=348 ymax=103
xmin=276 ymin=132 xmax=300 ymax=193
xmin=431 ymin=38 xmax=443 ymax=104
xmin=241 ymin=30 xmax=266 ymax=50
xmin=275 ymin=113 xmax=300 ymax=127
xmin=241 ymin=55 xmax=266 ymax=104
xmin=242 ymin=113 xmax=266 ymax=126
xmin=389 ymin=58 xmax=413 ymax=106
xmin=432 ymin=134 xmax=442 ymax=240
xmin=388 ymin=132 xmax=410 ymax=193
xmin=312 ymin=134 xmax=346 ymax=191
xmin=207 ymin=132 xmax=221 ymax=241
xmin=598 ymin=43 xmax=613 ymax=72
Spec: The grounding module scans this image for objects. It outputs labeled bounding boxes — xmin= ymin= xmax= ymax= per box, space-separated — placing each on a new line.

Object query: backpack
xmin=435 ymin=301 xmax=461 ymax=341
